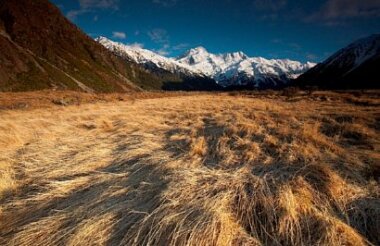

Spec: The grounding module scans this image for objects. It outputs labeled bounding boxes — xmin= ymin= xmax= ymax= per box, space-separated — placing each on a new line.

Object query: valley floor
xmin=0 ymin=91 xmax=379 ymax=245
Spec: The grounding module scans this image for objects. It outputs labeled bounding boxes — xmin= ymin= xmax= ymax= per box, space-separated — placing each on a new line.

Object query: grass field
xmin=0 ymin=91 xmax=379 ymax=245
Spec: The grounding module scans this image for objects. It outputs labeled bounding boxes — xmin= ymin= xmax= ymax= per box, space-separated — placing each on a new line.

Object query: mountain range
xmin=97 ymin=37 xmax=316 ymax=89
xmin=176 ymin=47 xmax=315 ymax=88
xmin=96 ymin=36 xmax=219 ymax=91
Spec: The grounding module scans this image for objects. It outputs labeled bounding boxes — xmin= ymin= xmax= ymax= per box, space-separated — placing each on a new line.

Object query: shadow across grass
xmin=0 ymin=141 xmax=171 ymax=245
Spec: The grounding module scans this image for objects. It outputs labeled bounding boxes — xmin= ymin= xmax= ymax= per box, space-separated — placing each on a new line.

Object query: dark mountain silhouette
xmin=296 ymin=34 xmax=380 ymax=89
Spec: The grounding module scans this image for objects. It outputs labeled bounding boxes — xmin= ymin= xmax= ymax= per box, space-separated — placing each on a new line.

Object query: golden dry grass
xmin=0 ymin=91 xmax=379 ymax=245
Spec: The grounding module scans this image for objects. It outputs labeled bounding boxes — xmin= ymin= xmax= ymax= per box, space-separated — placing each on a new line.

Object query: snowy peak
xmin=96 ymin=36 xmax=204 ymax=77
xmin=178 ymin=48 xmax=248 ymax=66
xmin=184 ymin=46 xmax=209 ymax=56
xmin=177 ymin=46 xmax=213 ymax=66
xmin=176 ymin=48 xmax=316 ymax=87
xmin=95 ymin=36 xmax=112 ymax=45
xmin=191 ymin=46 xmax=209 ymax=53
xmin=222 ymin=51 xmax=248 ymax=62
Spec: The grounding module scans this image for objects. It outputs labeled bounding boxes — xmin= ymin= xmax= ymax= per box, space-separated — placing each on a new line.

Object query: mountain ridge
xmin=296 ymin=34 xmax=380 ymax=89
xmin=97 ymin=37 xmax=316 ymax=89
xmin=96 ymin=36 xmax=205 ymax=78
xmin=176 ymin=46 xmax=316 ymax=88
xmin=96 ymin=36 xmax=222 ymax=91
xmin=0 ymin=0 xmax=174 ymax=92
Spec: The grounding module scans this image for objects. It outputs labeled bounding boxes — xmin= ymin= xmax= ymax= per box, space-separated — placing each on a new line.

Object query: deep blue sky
xmin=51 ymin=0 xmax=380 ymax=62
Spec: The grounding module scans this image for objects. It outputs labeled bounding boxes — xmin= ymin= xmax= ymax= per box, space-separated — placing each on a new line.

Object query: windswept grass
xmin=0 ymin=91 xmax=379 ymax=245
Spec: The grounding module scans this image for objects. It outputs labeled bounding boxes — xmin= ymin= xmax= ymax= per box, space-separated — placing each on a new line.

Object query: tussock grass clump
xmin=0 ymin=91 xmax=379 ymax=245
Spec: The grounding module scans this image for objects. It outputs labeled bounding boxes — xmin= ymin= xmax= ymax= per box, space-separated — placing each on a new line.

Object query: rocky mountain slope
xmin=296 ymin=34 xmax=380 ymax=89
xmin=0 ymin=0 xmax=204 ymax=92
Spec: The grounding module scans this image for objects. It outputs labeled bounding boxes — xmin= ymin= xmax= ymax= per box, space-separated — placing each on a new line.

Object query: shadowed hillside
xmin=296 ymin=35 xmax=380 ymax=89
xmin=0 ymin=0 xmax=193 ymax=92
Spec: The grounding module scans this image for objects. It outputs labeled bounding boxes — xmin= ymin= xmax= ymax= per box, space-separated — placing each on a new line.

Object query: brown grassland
xmin=0 ymin=90 xmax=379 ymax=245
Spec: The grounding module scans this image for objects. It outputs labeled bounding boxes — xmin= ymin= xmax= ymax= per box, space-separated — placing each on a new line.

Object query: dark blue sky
xmin=52 ymin=0 xmax=380 ymax=62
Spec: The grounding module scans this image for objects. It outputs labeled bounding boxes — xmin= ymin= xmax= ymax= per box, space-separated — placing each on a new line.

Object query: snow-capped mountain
xmin=97 ymin=36 xmax=316 ymax=89
xmin=296 ymin=34 xmax=380 ymax=89
xmin=96 ymin=36 xmax=221 ymax=91
xmin=176 ymin=47 xmax=316 ymax=87
xmin=96 ymin=37 xmax=204 ymax=78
